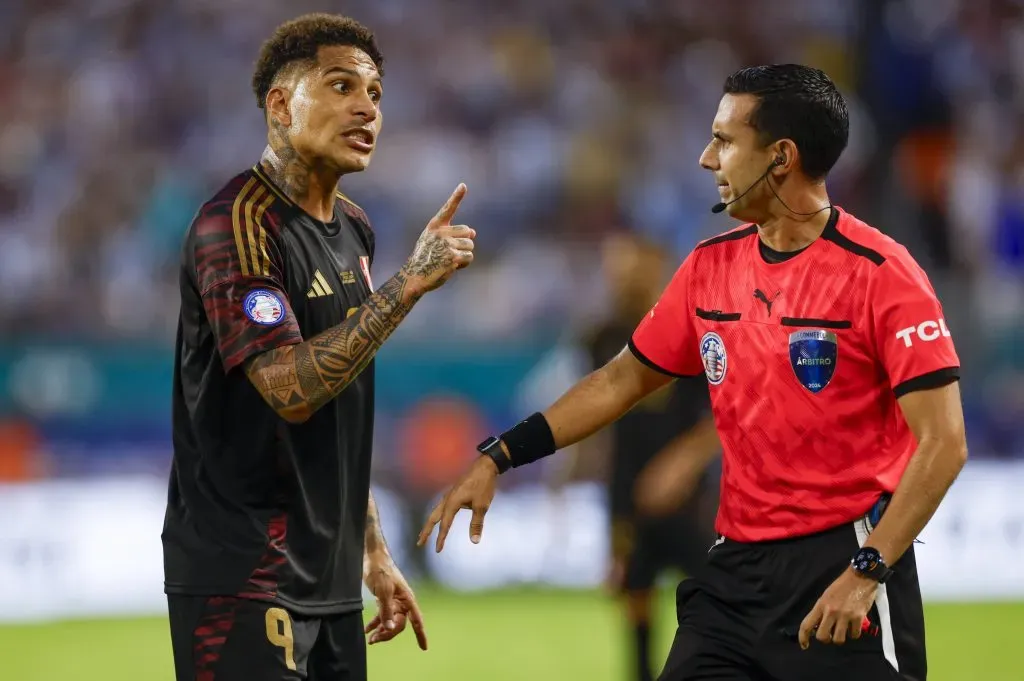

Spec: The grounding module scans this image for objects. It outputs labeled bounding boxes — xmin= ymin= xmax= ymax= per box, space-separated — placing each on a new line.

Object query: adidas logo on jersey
xmin=307 ymin=270 xmax=335 ymax=298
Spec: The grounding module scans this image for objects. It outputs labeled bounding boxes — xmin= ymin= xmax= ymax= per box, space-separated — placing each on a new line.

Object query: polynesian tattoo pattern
xmin=245 ymin=270 xmax=421 ymax=422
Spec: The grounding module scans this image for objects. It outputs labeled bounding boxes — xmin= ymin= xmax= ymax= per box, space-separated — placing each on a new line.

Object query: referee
xmin=420 ymin=64 xmax=966 ymax=681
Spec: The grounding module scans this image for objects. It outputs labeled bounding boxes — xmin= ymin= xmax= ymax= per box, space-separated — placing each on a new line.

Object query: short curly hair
xmin=252 ymin=13 xmax=385 ymax=111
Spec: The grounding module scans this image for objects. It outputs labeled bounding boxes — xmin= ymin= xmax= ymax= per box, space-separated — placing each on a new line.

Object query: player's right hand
xmin=417 ymin=456 xmax=497 ymax=553
xmin=401 ymin=183 xmax=475 ymax=294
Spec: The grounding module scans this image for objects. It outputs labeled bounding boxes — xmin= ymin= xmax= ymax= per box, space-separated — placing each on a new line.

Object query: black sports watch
xmin=851 ymin=547 xmax=894 ymax=583
xmin=477 ymin=436 xmax=512 ymax=474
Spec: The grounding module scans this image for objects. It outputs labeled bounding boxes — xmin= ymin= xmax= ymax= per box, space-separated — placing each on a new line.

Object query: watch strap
xmin=477 ymin=436 xmax=512 ymax=474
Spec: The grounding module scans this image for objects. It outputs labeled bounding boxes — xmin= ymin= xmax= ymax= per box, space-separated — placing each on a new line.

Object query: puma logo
xmin=753 ymin=288 xmax=781 ymax=316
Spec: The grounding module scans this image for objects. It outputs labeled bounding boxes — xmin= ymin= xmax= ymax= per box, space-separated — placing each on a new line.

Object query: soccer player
xmin=420 ymin=65 xmax=967 ymax=681
xmin=162 ymin=14 xmax=476 ymax=681
xmin=570 ymin=231 xmax=720 ymax=681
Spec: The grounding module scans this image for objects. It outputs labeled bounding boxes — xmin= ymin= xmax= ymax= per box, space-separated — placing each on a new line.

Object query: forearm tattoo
xmin=364 ymin=490 xmax=388 ymax=556
xmin=246 ymin=271 xmax=421 ymax=423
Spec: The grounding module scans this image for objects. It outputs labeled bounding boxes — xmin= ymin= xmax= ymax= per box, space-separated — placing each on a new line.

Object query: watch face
xmin=853 ymin=548 xmax=889 ymax=580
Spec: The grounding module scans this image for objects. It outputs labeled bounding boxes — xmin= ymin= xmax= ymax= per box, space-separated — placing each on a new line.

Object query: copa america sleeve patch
xmin=243 ymin=289 xmax=287 ymax=326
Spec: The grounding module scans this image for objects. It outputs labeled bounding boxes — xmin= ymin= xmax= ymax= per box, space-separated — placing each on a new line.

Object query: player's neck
xmin=757 ymin=185 xmax=832 ymax=252
xmin=260 ymin=146 xmax=340 ymax=223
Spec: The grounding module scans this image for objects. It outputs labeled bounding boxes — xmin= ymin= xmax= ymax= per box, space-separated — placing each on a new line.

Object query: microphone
xmin=711 ymin=159 xmax=781 ymax=214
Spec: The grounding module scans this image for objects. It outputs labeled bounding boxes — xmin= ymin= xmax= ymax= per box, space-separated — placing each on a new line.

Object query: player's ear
xmin=265 ymin=86 xmax=292 ymax=129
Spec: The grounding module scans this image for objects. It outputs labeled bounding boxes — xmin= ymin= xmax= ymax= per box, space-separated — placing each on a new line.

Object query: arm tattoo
xmin=364 ymin=490 xmax=389 ymax=557
xmin=245 ymin=271 xmax=421 ymax=423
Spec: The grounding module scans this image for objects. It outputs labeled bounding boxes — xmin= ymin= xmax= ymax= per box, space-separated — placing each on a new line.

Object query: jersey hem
xmin=627 ymin=338 xmax=701 ymax=379
xmin=164 ymin=584 xmax=364 ymax=616
xmin=893 ymin=366 xmax=960 ymax=398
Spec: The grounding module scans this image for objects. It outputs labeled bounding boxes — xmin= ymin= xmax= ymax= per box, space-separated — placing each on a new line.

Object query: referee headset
xmin=710 ymin=152 xmax=833 ymax=217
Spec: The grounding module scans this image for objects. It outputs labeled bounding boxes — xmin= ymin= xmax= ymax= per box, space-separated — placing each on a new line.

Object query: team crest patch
xmin=359 ymin=256 xmax=374 ymax=291
xmin=789 ymin=330 xmax=837 ymax=393
xmin=700 ymin=332 xmax=727 ymax=385
xmin=243 ymin=289 xmax=286 ymax=326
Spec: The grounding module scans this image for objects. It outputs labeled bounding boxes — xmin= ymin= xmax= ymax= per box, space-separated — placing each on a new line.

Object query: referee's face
xmin=700 ymin=94 xmax=776 ymax=222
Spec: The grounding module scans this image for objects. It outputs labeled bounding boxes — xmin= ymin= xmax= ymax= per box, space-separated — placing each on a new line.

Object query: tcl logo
xmin=895 ymin=319 xmax=951 ymax=347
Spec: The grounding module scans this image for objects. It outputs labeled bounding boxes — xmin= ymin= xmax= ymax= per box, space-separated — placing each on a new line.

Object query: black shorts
xmin=623 ymin=512 xmax=718 ymax=592
xmin=658 ymin=515 xmax=926 ymax=681
xmin=167 ymin=595 xmax=366 ymax=681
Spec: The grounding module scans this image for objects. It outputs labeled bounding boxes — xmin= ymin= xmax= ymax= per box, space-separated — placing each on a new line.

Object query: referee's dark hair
xmin=723 ymin=64 xmax=849 ymax=180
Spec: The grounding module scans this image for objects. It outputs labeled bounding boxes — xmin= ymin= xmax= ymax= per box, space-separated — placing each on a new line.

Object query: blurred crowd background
xmin=0 ymin=0 xmax=1023 ymax=490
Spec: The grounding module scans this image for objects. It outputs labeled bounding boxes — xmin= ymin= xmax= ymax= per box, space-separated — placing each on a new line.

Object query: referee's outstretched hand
xmin=417 ymin=456 xmax=498 ymax=553
xmin=798 ymin=567 xmax=879 ymax=649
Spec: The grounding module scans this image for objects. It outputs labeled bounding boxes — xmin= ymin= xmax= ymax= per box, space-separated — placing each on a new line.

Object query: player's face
xmin=699 ymin=94 xmax=777 ymax=221
xmin=287 ymin=45 xmax=383 ymax=174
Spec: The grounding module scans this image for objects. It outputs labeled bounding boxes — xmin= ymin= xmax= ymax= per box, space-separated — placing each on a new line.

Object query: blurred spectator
xmin=0 ymin=0 xmax=1021 ymax=454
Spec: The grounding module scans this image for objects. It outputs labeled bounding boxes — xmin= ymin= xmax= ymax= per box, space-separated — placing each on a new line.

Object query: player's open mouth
xmin=341 ymin=129 xmax=375 ymax=152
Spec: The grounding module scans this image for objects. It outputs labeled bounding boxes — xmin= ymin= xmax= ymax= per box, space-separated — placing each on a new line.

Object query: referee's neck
xmin=757 ymin=188 xmax=832 ymax=253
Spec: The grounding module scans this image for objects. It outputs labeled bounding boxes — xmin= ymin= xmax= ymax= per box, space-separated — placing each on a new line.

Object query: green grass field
xmin=2 ymin=587 xmax=1021 ymax=680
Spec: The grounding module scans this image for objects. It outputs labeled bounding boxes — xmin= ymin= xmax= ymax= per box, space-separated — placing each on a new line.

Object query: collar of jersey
xmin=752 ymin=207 xmax=840 ymax=273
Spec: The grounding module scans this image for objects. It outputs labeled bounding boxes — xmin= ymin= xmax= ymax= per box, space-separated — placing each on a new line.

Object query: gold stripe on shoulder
xmin=243 ymin=184 xmax=268 ymax=277
xmin=252 ymin=164 xmax=294 ymax=206
xmin=232 ymin=177 xmax=260 ymax=277
xmin=254 ymin=191 xmax=275 ymax=277
xmin=335 ymin=191 xmax=361 ymax=211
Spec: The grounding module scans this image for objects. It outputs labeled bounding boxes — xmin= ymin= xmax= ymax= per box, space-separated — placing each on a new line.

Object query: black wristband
xmin=477 ymin=436 xmax=512 ymax=474
xmin=499 ymin=412 xmax=557 ymax=468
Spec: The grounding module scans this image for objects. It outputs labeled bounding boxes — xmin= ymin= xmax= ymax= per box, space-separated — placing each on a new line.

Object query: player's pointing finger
xmin=433 ymin=183 xmax=467 ymax=226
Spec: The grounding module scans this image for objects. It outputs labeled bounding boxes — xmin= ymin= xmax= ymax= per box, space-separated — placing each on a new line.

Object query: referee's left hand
xmin=418 ymin=456 xmax=498 ymax=553
xmin=363 ymin=556 xmax=428 ymax=650
xmin=798 ymin=567 xmax=878 ymax=649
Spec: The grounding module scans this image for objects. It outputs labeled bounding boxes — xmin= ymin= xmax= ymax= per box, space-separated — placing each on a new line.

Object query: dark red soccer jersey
xmin=630 ymin=208 xmax=960 ymax=541
xmin=164 ymin=166 xmax=378 ymax=615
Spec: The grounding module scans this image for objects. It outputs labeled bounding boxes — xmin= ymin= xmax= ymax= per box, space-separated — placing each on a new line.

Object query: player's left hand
xmin=798 ymin=567 xmax=878 ymax=649
xmin=363 ymin=554 xmax=428 ymax=650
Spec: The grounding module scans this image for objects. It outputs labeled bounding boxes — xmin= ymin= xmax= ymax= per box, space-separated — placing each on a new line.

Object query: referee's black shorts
xmin=657 ymin=513 xmax=926 ymax=681
xmin=167 ymin=595 xmax=366 ymax=681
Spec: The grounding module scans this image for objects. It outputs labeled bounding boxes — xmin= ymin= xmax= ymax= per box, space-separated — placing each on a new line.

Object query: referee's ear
xmin=771 ymin=139 xmax=799 ymax=177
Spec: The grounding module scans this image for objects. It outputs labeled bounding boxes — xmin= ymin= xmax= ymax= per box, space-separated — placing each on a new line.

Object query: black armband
xmin=500 ymin=412 xmax=557 ymax=469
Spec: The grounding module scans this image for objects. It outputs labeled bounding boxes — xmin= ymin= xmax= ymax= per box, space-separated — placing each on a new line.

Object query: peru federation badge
xmin=789 ymin=329 xmax=837 ymax=394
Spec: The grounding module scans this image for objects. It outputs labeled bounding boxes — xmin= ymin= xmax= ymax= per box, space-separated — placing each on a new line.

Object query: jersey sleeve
xmin=190 ymin=201 xmax=303 ymax=373
xmin=629 ymin=251 xmax=703 ymax=377
xmin=869 ymin=252 xmax=960 ymax=397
